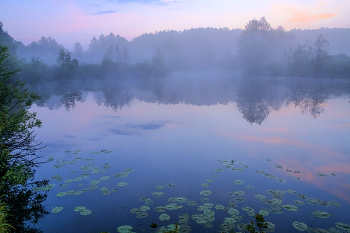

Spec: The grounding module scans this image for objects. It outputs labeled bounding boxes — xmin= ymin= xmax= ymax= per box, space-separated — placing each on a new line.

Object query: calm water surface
xmin=29 ymin=74 xmax=350 ymax=233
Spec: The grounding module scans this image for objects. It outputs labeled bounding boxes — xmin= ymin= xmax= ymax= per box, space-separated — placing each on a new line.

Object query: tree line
xmin=1 ymin=19 xmax=350 ymax=83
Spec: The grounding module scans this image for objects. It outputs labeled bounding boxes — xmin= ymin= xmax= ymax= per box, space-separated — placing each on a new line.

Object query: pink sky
xmin=1 ymin=0 xmax=348 ymax=49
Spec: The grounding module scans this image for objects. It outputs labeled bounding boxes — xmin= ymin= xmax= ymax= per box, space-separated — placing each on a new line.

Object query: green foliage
xmin=56 ymin=48 xmax=79 ymax=78
xmin=18 ymin=36 xmax=63 ymax=65
xmin=245 ymin=213 xmax=268 ymax=233
xmin=164 ymin=222 xmax=179 ymax=233
xmin=0 ymin=202 xmax=14 ymax=233
xmin=21 ymin=57 xmax=49 ymax=83
xmin=0 ymin=45 xmax=48 ymax=232
xmin=0 ymin=22 xmax=18 ymax=56
xmin=0 ymin=46 xmax=43 ymax=165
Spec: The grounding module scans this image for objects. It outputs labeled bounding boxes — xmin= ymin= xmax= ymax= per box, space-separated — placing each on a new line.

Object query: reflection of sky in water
xmin=30 ymin=93 xmax=350 ymax=232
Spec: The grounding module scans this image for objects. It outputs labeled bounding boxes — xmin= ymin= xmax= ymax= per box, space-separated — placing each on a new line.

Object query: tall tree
xmin=72 ymin=42 xmax=84 ymax=58
xmin=56 ymin=49 xmax=79 ymax=78
xmin=237 ymin=17 xmax=287 ymax=75
xmin=312 ymin=34 xmax=330 ymax=75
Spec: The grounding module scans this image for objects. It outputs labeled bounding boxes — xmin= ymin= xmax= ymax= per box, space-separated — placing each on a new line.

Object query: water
xmin=28 ymin=73 xmax=350 ymax=233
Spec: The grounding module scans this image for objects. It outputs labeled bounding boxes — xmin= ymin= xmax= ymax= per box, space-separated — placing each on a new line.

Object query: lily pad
xmin=200 ymin=190 xmax=212 ymax=196
xmin=259 ymin=208 xmax=270 ymax=217
xmin=255 ymin=195 xmax=267 ymax=200
xmin=155 ymin=206 xmax=166 ymax=212
xmin=139 ymin=206 xmax=150 ymax=212
xmin=145 ymin=199 xmax=154 ymax=206
xmin=152 ymin=192 xmax=164 ymax=197
xmin=57 ymin=192 xmax=66 ymax=198
xmin=117 ymin=182 xmax=128 ymax=186
xmin=175 ymin=197 xmax=188 ymax=203
xmin=52 ymin=207 xmax=63 ymax=213
xmin=313 ymin=211 xmax=331 ymax=218
xmin=293 ymin=200 xmax=305 ymax=205
xmin=282 ymin=205 xmax=298 ymax=211
xmin=335 ymin=222 xmax=350 ymax=231
xmin=130 ymin=208 xmax=139 ymax=213
xmin=136 ymin=212 xmax=148 ymax=218
xmin=187 ymin=201 xmax=198 ymax=206
xmin=102 ymin=190 xmax=111 ymax=195
xmin=159 ymin=213 xmax=170 ymax=221
xmin=74 ymin=206 xmax=86 ymax=212
xmin=228 ymin=208 xmax=239 ymax=215
xmin=234 ymin=179 xmax=245 ymax=184
xmin=293 ymin=221 xmax=308 ymax=231
xmin=117 ymin=225 xmax=133 ymax=233
xmin=80 ymin=209 xmax=92 ymax=215
xmin=74 ymin=191 xmax=83 ymax=195
xmin=42 ymin=184 xmax=56 ymax=191
xmin=100 ymin=176 xmax=110 ymax=181
xmin=73 ymin=177 xmax=83 ymax=182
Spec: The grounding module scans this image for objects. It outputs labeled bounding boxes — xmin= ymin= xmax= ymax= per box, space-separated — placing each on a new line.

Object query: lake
xmin=28 ymin=73 xmax=350 ymax=233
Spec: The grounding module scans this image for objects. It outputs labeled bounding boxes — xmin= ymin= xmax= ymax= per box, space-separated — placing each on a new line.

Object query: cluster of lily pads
xmin=266 ymin=160 xmax=337 ymax=180
xmin=38 ymin=150 xmax=135 ymax=200
xmin=38 ymin=149 xmax=140 ymax=225
xmin=45 ymin=152 xmax=348 ymax=233
xmin=117 ymin=156 xmax=347 ymax=233
xmin=74 ymin=206 xmax=92 ymax=215
xmin=90 ymin=150 xmax=113 ymax=154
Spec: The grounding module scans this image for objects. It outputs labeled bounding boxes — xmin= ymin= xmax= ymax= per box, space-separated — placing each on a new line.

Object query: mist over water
xmin=26 ymin=73 xmax=350 ymax=233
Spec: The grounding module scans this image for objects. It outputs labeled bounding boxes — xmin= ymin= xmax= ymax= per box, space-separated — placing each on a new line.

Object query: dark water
xmin=29 ymin=73 xmax=350 ymax=233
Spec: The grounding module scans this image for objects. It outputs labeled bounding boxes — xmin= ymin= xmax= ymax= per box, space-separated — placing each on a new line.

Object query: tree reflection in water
xmin=28 ymin=75 xmax=350 ymax=124
xmin=1 ymin=179 xmax=49 ymax=233
xmin=236 ymin=77 xmax=283 ymax=125
xmin=284 ymin=80 xmax=330 ymax=118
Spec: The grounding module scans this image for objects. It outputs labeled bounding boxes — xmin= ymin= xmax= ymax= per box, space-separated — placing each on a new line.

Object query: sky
xmin=0 ymin=0 xmax=349 ymax=49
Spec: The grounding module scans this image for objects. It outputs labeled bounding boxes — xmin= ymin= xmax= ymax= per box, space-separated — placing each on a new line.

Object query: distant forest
xmin=1 ymin=17 xmax=350 ymax=82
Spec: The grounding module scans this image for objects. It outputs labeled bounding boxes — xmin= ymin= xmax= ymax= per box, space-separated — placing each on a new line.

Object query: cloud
xmin=125 ymin=122 xmax=167 ymax=130
xmin=94 ymin=10 xmax=116 ymax=15
xmin=109 ymin=128 xmax=140 ymax=136
xmin=288 ymin=12 xmax=336 ymax=24
xmin=272 ymin=2 xmax=337 ymax=27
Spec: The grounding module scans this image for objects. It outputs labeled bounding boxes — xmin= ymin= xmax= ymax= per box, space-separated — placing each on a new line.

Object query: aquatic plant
xmin=245 ymin=213 xmax=269 ymax=233
xmin=163 ymin=223 xmax=179 ymax=233
xmin=0 ymin=203 xmax=14 ymax=233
